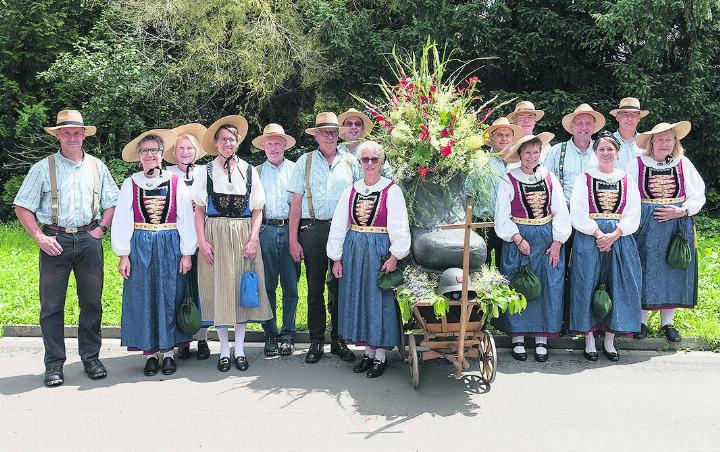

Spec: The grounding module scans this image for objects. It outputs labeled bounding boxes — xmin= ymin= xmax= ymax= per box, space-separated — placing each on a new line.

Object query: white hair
xmin=355 ymin=140 xmax=386 ymax=161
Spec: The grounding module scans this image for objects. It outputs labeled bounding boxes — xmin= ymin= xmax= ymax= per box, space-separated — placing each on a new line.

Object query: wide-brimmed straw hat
xmin=164 ymin=123 xmax=208 ymax=164
xmin=609 ymin=97 xmax=650 ymax=119
xmin=121 ymin=129 xmax=176 ymax=163
xmin=507 ymin=101 xmax=545 ymax=122
xmin=636 ymin=121 xmax=691 ymax=152
xmin=562 ymin=104 xmax=606 ymax=134
xmin=251 ymin=123 xmax=296 ymax=150
xmin=486 ymin=117 xmax=523 ymax=138
xmin=305 ymin=112 xmax=349 ymax=136
xmin=43 ymin=110 xmax=97 ymax=137
xmin=338 ymin=108 xmax=373 ymax=140
xmin=202 ymin=115 xmax=249 ymax=156
xmin=502 ymin=132 xmax=555 ymax=164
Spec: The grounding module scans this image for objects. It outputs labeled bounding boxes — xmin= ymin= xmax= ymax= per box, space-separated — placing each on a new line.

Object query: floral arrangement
xmin=396 ymin=265 xmax=527 ymax=326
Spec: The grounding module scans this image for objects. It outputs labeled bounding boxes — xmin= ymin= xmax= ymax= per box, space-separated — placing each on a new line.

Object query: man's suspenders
xmin=47 ymin=154 xmax=100 ymax=225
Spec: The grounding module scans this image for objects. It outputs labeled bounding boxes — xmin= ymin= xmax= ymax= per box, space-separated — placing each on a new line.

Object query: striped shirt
xmin=612 ymin=130 xmax=642 ymax=171
xmin=543 ymin=139 xmax=597 ymax=204
xmin=257 ymin=158 xmax=296 ymax=220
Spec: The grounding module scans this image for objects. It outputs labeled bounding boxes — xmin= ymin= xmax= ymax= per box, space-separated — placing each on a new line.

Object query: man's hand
xmin=88 ymin=226 xmax=104 ymax=240
xmin=290 ymin=239 xmax=304 ymax=263
xmin=36 ymin=233 xmax=63 ymax=256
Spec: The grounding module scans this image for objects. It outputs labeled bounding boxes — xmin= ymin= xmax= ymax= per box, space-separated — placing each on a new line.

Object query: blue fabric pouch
xmin=239 ymin=271 xmax=260 ymax=308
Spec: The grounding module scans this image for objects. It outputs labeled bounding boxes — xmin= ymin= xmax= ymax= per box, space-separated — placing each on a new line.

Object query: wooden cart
xmin=402 ymin=206 xmax=498 ymax=388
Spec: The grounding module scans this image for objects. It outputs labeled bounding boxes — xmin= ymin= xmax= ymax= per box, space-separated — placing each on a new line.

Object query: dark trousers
xmin=299 ymin=221 xmax=339 ymax=343
xmin=260 ymin=225 xmax=301 ymax=341
xmin=484 ymin=227 xmax=503 ymax=269
xmin=39 ymin=230 xmax=104 ymax=366
xmin=562 ymin=230 xmax=576 ymax=333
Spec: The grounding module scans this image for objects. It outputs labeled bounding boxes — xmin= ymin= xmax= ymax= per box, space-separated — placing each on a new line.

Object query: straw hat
xmin=251 ymin=123 xmax=296 ymax=150
xmin=609 ymin=97 xmax=650 ymax=119
xmin=502 ymin=132 xmax=555 ymax=164
xmin=305 ymin=112 xmax=348 ymax=136
xmin=636 ymin=121 xmax=691 ymax=150
xmin=338 ymin=108 xmax=373 ymax=140
xmin=561 ymin=104 xmax=606 ymax=134
xmin=43 ymin=110 xmax=97 ymax=137
xmin=507 ymin=101 xmax=545 ymax=122
xmin=121 ymin=129 xmax=176 ymax=163
xmin=202 ymin=115 xmax=249 ymax=156
xmin=486 ymin=117 xmax=523 ymax=138
xmin=164 ymin=123 xmax=208 ymax=164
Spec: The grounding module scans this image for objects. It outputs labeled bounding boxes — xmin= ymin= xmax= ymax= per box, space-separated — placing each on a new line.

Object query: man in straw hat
xmin=13 ymin=109 xmax=119 ymax=387
xmin=288 ymin=112 xmax=360 ymax=364
xmin=609 ymin=97 xmax=650 ymax=171
xmin=252 ymin=124 xmax=301 ymax=357
xmin=338 ymin=107 xmax=391 ymax=176
xmin=507 ymin=100 xmax=545 ymax=137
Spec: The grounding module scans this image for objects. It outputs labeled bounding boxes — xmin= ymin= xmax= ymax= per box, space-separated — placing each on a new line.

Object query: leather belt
xmin=301 ymin=219 xmax=331 ymax=226
xmin=263 ymin=218 xmax=289 ymax=227
xmin=350 ymin=225 xmax=388 ymax=233
xmin=43 ymin=220 xmax=98 ymax=234
xmin=134 ymin=223 xmax=177 ymax=231
xmin=512 ymin=216 xmax=552 ymax=225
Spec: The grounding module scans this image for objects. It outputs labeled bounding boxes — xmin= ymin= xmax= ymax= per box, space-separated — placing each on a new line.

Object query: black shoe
xmin=330 ymin=339 xmax=356 ymax=362
xmin=353 ymin=355 xmax=374 ymax=373
xmin=305 ymin=342 xmax=324 ymax=364
xmin=217 ymin=356 xmax=231 ymax=372
xmin=264 ymin=335 xmax=278 ymax=357
xmin=234 ymin=355 xmax=249 ymax=371
xmin=144 ymin=357 xmax=159 ymax=376
xmin=602 ymin=347 xmax=620 ymax=362
xmin=44 ymin=364 xmax=64 ymax=387
xmin=661 ymin=324 xmax=682 ymax=343
xmin=177 ymin=346 xmax=191 ymax=360
xmin=634 ymin=323 xmax=648 ymax=340
xmin=278 ymin=340 xmax=294 ymax=356
xmin=83 ymin=358 xmax=107 ymax=380
xmin=534 ymin=343 xmax=549 ymax=362
xmin=162 ymin=357 xmax=177 ymax=375
xmin=511 ymin=342 xmax=527 ymax=361
xmin=583 ymin=351 xmax=599 ymax=362
xmin=366 ymin=359 xmax=387 ymax=378
xmin=196 ymin=340 xmax=210 ymax=360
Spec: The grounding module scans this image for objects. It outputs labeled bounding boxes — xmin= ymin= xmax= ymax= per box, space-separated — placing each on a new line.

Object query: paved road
xmin=1 ymin=337 xmax=719 ymax=452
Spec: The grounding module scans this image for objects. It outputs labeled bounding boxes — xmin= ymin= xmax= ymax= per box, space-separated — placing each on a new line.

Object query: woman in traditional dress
xmin=112 ymin=129 xmax=197 ymax=376
xmin=193 ymin=115 xmax=272 ymax=372
xmin=569 ymin=131 xmax=642 ymax=361
xmin=627 ymin=121 xmax=705 ymax=342
xmin=163 ymin=123 xmax=211 ymax=361
xmin=494 ymin=132 xmax=571 ymax=362
xmin=327 ymin=141 xmax=410 ymax=378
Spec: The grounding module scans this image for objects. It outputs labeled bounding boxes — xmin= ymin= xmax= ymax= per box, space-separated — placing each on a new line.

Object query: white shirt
xmin=326 ymin=177 xmax=411 ymax=261
xmin=569 ymin=168 xmax=641 ymax=236
xmin=494 ymin=166 xmax=572 ymax=243
xmin=191 ymin=157 xmax=265 ymax=210
xmin=111 ymin=172 xmax=197 ymax=256
xmin=166 ymin=164 xmax=202 ymax=186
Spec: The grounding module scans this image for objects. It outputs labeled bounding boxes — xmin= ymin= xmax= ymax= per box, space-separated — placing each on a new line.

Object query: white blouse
xmin=326 ymin=177 xmax=411 ymax=261
xmin=626 ymin=155 xmax=706 ymax=216
xmin=494 ymin=166 xmax=572 ymax=243
xmin=111 ymin=172 xmax=198 ymax=256
xmin=166 ymin=164 xmax=202 ymax=185
xmin=569 ymin=168 xmax=641 ymax=236
xmin=191 ymin=157 xmax=265 ymax=210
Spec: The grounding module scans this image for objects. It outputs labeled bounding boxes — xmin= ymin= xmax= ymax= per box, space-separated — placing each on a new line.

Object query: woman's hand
xmin=199 ymin=240 xmax=214 ymax=265
xmin=596 ymin=229 xmax=621 ymax=252
xmin=118 ymin=255 xmax=131 ymax=279
xmin=332 ymin=260 xmax=343 ymax=279
xmin=381 ymin=254 xmax=398 ymax=273
xmin=653 ymin=205 xmax=687 ymax=222
xmin=546 ymin=241 xmax=561 ymax=268
xmin=179 ymin=255 xmax=192 ymax=274
xmin=517 ymin=238 xmax=531 ymax=256
xmin=243 ymin=237 xmax=258 ymax=259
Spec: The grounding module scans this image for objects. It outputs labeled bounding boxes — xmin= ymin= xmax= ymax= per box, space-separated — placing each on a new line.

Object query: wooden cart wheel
xmin=407 ymin=333 xmax=420 ymax=389
xmin=478 ymin=330 xmax=497 ymax=384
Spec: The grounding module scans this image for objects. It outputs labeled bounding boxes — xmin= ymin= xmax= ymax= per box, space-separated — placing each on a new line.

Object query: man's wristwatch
xmin=98 ymin=224 xmax=109 ymax=233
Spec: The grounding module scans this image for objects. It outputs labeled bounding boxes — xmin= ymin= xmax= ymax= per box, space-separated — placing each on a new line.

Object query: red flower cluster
xmin=417 ymin=165 xmax=429 ymax=177
xmin=440 ymin=139 xmax=455 ymax=157
xmin=369 ymin=107 xmax=393 ymax=134
xmin=419 ymin=124 xmax=430 ymax=141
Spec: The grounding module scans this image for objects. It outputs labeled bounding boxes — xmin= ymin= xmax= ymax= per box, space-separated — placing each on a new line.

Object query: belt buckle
xmin=65 ymin=226 xmax=79 ymax=234
xmin=277 ymin=219 xmax=286 ymax=227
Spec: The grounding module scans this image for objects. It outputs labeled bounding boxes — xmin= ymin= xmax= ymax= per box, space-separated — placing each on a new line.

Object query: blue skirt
xmin=634 ymin=202 xmax=697 ymax=309
xmin=569 ymin=219 xmax=642 ymax=334
xmin=120 ymin=229 xmax=192 ymax=352
xmin=338 ymin=230 xmax=399 ymax=348
xmin=494 ymin=222 xmax=564 ymax=336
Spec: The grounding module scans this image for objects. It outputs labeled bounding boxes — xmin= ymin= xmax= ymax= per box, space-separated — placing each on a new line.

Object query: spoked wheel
xmin=478 ymin=330 xmax=497 ymax=384
xmin=407 ymin=333 xmax=420 ymax=389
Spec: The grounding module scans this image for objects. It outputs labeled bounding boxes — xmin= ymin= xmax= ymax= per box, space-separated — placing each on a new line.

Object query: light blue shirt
xmin=464 ymin=153 xmax=506 ymax=220
xmin=337 ymin=142 xmax=393 ymax=177
xmin=543 ymin=139 xmax=597 ymax=204
xmin=612 ymin=130 xmax=642 ymax=171
xmin=13 ymin=151 xmax=119 ymax=227
xmin=257 ymin=158 xmax=296 ymax=219
xmin=288 ymin=149 xmax=361 ymax=220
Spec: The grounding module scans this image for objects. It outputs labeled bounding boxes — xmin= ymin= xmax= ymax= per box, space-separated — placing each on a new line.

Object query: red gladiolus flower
xmin=440 ymin=139 xmax=455 ymax=157
xmin=467 ymin=75 xmax=479 ymax=85
xmin=430 ymin=85 xmax=436 ymax=93
xmin=418 ymin=165 xmax=429 ymax=177
xmin=441 ymin=125 xmax=453 ymax=138
xmin=419 ymin=124 xmax=430 ymax=141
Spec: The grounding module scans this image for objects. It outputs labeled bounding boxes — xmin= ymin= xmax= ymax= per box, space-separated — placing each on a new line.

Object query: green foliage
xmin=1 ymin=175 xmax=24 ymax=207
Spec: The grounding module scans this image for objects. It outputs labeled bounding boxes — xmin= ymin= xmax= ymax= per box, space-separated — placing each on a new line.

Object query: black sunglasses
xmin=360 ymin=157 xmax=381 ymax=164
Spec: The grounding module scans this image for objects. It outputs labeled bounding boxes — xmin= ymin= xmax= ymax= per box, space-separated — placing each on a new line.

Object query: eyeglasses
xmin=316 ymin=130 xmax=338 ymax=137
xmin=138 ymin=148 xmax=162 ymax=156
xmin=360 ymin=157 xmax=381 ymax=164
xmin=344 ymin=121 xmax=364 ymax=127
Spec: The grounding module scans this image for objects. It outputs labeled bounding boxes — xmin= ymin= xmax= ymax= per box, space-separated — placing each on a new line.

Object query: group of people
xmin=481 ymin=98 xmax=705 ymax=363
xmin=13 ymin=95 xmax=705 ymax=387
